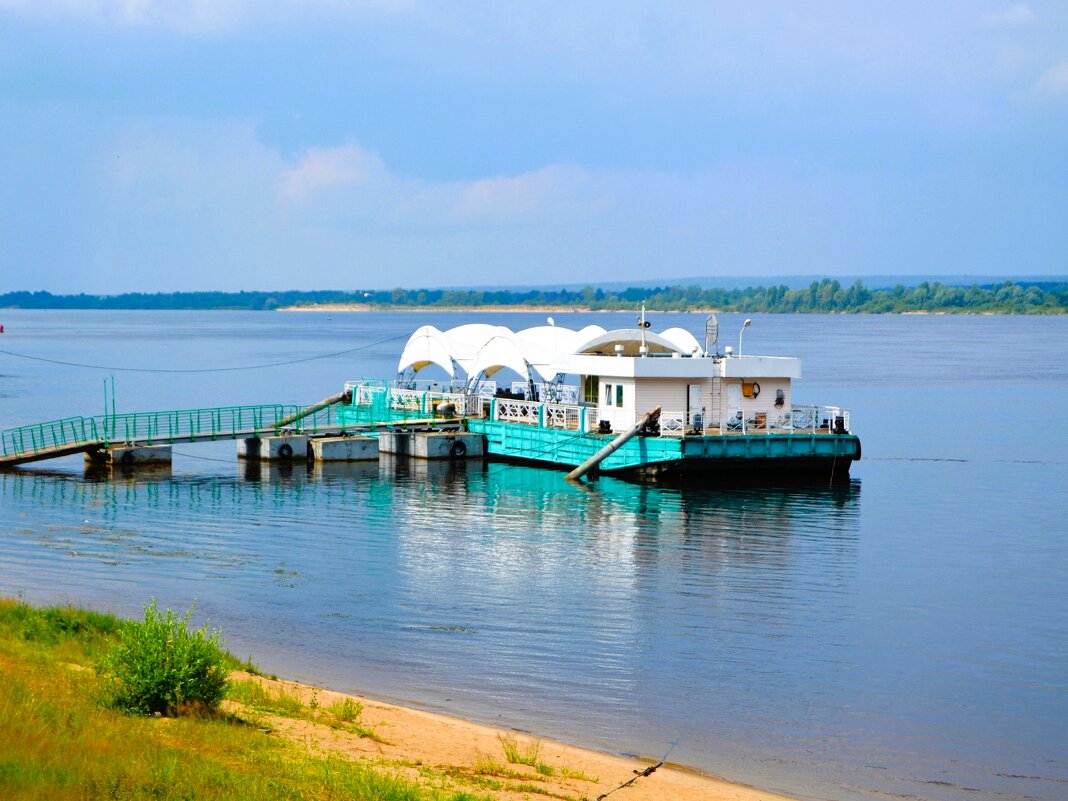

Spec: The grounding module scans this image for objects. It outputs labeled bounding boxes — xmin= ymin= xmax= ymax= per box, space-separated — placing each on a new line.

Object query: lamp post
xmin=738 ymin=318 xmax=752 ymax=355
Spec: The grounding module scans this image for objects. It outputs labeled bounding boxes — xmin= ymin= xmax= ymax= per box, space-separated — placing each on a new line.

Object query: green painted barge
xmin=467 ymin=414 xmax=859 ymax=480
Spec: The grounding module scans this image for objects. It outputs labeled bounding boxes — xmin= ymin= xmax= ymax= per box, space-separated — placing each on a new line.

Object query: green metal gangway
xmin=0 ymin=402 xmax=353 ymax=467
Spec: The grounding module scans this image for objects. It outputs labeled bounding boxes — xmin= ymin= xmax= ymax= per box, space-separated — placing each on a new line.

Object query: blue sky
xmin=1 ymin=1 xmax=1066 ymax=292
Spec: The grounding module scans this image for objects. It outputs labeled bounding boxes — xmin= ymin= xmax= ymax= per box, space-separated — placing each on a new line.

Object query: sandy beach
xmin=277 ymin=304 xmax=715 ymax=314
xmin=278 ymin=304 xmax=600 ymax=313
xmin=231 ymin=671 xmax=797 ymax=801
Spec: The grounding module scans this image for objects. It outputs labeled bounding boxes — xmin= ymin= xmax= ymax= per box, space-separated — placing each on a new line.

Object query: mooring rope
xmin=595 ymin=737 xmax=681 ymax=800
xmin=0 ymin=333 xmax=409 ymax=374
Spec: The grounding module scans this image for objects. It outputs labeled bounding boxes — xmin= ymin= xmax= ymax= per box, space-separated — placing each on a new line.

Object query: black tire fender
xmin=278 ymin=443 xmax=294 ymax=459
xmin=120 ymin=450 xmax=135 ymax=465
xmin=449 ymin=440 xmax=467 ymax=458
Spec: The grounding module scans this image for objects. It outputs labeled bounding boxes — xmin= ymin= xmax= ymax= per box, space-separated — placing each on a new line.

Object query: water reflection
xmin=0 ymin=461 xmax=862 ymax=797
xmin=0 ymin=461 xmax=860 ymax=585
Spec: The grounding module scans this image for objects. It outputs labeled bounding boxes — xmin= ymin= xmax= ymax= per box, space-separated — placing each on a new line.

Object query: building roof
xmin=396 ymin=321 xmax=800 ymax=384
xmin=397 ymin=322 xmax=702 ymax=383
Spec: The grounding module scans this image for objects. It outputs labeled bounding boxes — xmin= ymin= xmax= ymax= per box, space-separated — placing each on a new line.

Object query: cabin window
xmin=615 ymin=384 xmax=624 ymax=406
xmin=603 ymin=383 xmax=613 ymax=406
xmin=584 ymin=375 xmax=599 ymax=404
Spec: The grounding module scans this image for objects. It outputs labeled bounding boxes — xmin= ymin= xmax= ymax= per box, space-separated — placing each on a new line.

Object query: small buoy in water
xmin=0 ymin=324 xmax=4 ymax=333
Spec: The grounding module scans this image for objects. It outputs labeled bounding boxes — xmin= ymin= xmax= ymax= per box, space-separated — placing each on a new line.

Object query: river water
xmin=0 ymin=310 xmax=1065 ymax=801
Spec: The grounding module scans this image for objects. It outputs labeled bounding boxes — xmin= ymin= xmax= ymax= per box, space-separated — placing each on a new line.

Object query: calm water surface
xmin=1 ymin=310 xmax=1066 ymax=801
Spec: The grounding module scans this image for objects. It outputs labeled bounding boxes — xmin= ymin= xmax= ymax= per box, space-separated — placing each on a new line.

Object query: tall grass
xmin=226 ymin=679 xmax=385 ymax=741
xmin=498 ymin=733 xmax=541 ymax=766
xmin=0 ymin=598 xmax=480 ymax=801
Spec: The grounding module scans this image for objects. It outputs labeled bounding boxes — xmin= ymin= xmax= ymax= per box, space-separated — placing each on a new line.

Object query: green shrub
xmin=105 ymin=601 xmax=229 ymax=715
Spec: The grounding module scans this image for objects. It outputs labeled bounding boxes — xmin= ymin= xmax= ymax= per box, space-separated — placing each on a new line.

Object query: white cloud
xmin=277 ymin=144 xmax=388 ymax=202
xmin=0 ymin=0 xmax=411 ymax=31
xmin=452 ymin=165 xmax=589 ymax=221
xmin=1034 ymin=61 xmax=1068 ymax=94
xmin=980 ymin=4 xmax=1035 ymax=29
xmin=84 ymin=120 xmax=895 ymax=290
xmin=270 ymin=140 xmax=599 ymax=226
xmin=0 ymin=0 xmax=241 ymax=30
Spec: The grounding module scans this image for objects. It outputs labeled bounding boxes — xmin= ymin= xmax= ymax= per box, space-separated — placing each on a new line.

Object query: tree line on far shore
xmin=1 ymin=279 xmax=1065 ymax=314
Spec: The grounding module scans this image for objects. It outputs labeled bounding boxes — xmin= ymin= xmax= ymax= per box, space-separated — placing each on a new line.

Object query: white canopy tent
xmin=395 ymin=322 xmax=699 ymax=388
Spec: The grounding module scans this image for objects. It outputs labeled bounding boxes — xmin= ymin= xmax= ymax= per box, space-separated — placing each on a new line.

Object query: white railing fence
xmin=493 ymin=399 xmax=588 ymax=431
xmin=659 ymin=412 xmax=686 ymax=437
xmin=346 ymin=381 xmax=850 ymax=435
xmin=721 ymin=405 xmax=852 ymax=435
xmin=495 ymin=399 xmax=541 ymax=425
xmin=544 ymin=403 xmax=583 ymax=431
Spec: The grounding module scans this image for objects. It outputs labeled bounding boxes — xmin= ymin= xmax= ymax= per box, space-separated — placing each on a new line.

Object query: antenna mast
xmin=704 ymin=314 xmax=719 ymax=356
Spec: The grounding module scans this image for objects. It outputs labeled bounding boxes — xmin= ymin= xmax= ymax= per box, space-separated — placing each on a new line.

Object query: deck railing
xmin=720 ymin=405 xmax=851 ymax=435
xmin=659 ymin=412 xmax=687 ymax=437
xmin=543 ymin=402 xmax=584 ymax=431
xmin=338 ymin=382 xmax=851 ymax=437
xmin=492 ymin=398 xmax=589 ymax=431
xmin=495 ymin=398 xmax=541 ymax=425
xmin=340 ymin=383 xmax=484 ymax=426
xmin=654 ymin=405 xmax=852 ymax=436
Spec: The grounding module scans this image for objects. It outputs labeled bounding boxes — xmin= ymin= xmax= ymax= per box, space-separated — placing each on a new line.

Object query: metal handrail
xmin=1 ymin=404 xmax=314 ymax=459
xmin=720 ymin=405 xmax=852 ymax=435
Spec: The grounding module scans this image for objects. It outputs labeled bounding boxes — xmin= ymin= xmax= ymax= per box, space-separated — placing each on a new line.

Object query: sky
xmin=0 ymin=1 xmax=1066 ymax=293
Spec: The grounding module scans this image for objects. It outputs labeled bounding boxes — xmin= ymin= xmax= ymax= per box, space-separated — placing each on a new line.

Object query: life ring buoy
xmin=278 ymin=443 xmax=294 ymax=459
xmin=751 ymin=382 xmax=761 ymax=398
xmin=449 ymin=440 xmax=467 ymax=458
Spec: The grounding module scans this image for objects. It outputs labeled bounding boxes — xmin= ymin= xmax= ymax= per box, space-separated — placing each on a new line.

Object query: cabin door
xmin=726 ymin=382 xmax=742 ymax=426
xmin=687 ymin=383 xmax=703 ymax=431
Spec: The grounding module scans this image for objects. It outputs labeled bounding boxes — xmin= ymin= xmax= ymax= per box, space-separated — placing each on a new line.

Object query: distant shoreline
xmin=278 ymin=304 xmax=1024 ymax=315
xmin=3 ymin=277 xmax=1065 ymax=314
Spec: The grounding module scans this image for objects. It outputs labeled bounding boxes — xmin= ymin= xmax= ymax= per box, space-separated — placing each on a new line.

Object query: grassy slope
xmin=0 ymin=599 xmax=484 ymax=801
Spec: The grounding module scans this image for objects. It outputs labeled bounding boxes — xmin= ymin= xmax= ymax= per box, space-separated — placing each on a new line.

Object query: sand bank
xmin=278 ymin=304 xmax=599 ymax=313
xmin=230 ymin=671 xmax=796 ymax=801
xmin=278 ymin=304 xmax=717 ymax=313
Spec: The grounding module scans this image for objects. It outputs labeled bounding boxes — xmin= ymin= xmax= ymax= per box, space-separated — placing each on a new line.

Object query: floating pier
xmin=84 ymin=445 xmax=173 ymax=467
xmin=237 ymin=435 xmax=309 ymax=462
xmin=0 ymin=315 xmax=861 ymax=483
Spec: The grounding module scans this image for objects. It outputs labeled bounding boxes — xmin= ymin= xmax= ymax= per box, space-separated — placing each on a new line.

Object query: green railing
xmin=98 ymin=405 xmax=304 ymax=447
xmin=336 ymin=382 xmax=479 ymax=429
xmin=338 ymin=387 xmax=431 ymax=428
xmin=0 ymin=404 xmax=326 ymax=460
xmin=1 ymin=416 xmax=102 ymax=459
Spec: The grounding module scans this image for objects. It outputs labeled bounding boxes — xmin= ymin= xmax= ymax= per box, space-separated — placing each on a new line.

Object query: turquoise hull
xmin=466 ymin=419 xmax=860 ymax=479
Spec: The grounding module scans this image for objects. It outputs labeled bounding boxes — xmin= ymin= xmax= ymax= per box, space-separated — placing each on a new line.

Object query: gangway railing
xmin=1 ymin=416 xmax=103 ymax=461
xmin=0 ymin=403 xmax=336 ymax=463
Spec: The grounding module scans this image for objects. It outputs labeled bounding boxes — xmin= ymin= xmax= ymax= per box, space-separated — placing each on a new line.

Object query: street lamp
xmin=738 ymin=318 xmax=752 ymax=355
